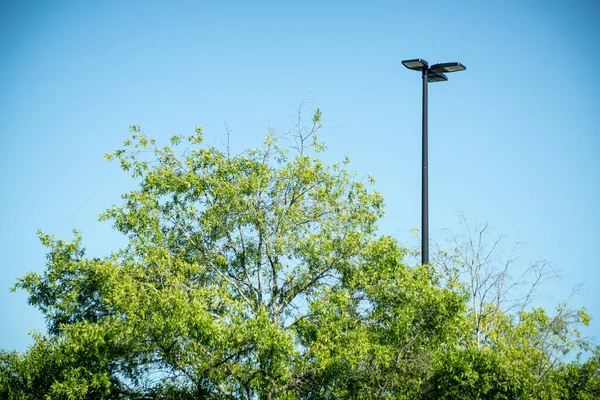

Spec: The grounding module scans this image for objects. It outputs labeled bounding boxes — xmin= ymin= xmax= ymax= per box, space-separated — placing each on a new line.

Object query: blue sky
xmin=1 ymin=0 xmax=598 ymax=352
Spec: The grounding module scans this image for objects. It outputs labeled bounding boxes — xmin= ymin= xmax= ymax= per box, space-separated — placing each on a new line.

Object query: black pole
xmin=422 ymin=68 xmax=429 ymax=265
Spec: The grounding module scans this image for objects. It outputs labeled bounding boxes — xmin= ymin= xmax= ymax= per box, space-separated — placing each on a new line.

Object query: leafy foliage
xmin=427 ymin=346 xmax=524 ymax=399
xmin=1 ymin=111 xmax=597 ymax=399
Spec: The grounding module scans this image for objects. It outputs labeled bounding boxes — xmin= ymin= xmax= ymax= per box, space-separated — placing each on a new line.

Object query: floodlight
xmin=427 ymin=72 xmax=448 ymax=83
xmin=402 ymin=59 xmax=429 ymax=71
xmin=429 ymin=62 xmax=466 ymax=73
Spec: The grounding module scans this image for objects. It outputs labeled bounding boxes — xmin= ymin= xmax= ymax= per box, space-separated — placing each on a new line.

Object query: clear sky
xmin=1 ymin=0 xmax=599 ymax=352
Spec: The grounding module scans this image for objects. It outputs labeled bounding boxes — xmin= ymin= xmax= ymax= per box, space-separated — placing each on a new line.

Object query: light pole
xmin=402 ymin=59 xmax=466 ymax=265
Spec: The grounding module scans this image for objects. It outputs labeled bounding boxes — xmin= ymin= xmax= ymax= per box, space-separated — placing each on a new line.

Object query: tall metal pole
xmin=421 ymin=68 xmax=429 ymax=265
xmin=403 ymin=58 xmax=464 ymax=264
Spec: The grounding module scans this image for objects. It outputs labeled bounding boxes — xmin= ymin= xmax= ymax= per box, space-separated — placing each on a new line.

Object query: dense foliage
xmin=1 ymin=112 xmax=598 ymax=399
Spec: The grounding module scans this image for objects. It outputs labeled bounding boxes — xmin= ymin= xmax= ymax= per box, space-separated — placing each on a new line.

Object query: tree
xmin=543 ymin=347 xmax=600 ymax=399
xmin=2 ymin=109 xmax=597 ymax=399
xmin=2 ymin=110 xmax=465 ymax=399
xmin=423 ymin=215 xmax=596 ymax=398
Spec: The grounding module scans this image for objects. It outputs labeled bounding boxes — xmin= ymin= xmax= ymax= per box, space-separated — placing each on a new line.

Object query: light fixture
xmin=427 ymin=72 xmax=448 ymax=83
xmin=401 ymin=58 xmax=429 ymax=71
xmin=401 ymin=58 xmax=466 ymax=265
xmin=429 ymin=62 xmax=467 ymax=73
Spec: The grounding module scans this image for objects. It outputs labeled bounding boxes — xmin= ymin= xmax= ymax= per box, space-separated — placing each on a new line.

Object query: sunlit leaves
xmin=3 ymin=112 xmax=597 ymax=399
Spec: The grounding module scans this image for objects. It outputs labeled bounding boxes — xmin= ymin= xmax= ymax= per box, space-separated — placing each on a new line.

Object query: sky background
xmin=1 ymin=0 xmax=599 ymax=352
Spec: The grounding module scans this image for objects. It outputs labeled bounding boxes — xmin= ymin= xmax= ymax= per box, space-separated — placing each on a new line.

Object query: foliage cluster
xmin=1 ymin=111 xmax=598 ymax=399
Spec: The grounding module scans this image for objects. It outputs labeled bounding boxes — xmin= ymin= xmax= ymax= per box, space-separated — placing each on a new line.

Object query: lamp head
xmin=429 ymin=62 xmax=466 ymax=73
xmin=427 ymin=72 xmax=448 ymax=83
xmin=402 ymin=58 xmax=429 ymax=71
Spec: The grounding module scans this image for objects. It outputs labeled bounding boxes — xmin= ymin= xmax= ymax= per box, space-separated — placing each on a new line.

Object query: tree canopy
xmin=1 ymin=111 xmax=598 ymax=399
